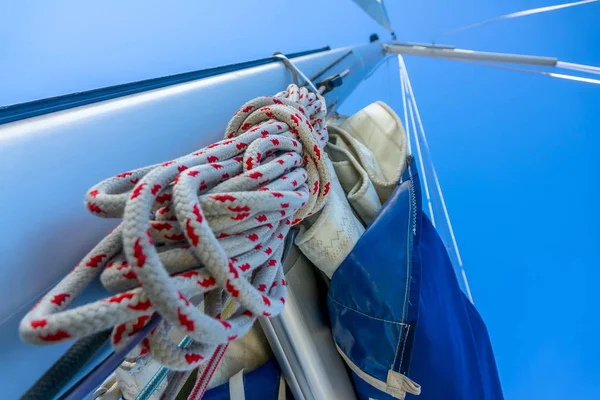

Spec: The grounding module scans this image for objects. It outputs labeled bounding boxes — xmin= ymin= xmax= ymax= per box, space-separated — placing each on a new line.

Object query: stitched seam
xmin=391 ymin=323 xmax=404 ymax=369
xmin=393 ymin=172 xmax=413 ymax=368
xmin=397 ymin=163 xmax=417 ymax=371
xmin=328 ymin=294 xmax=408 ymax=326
xmin=399 ymin=324 xmax=410 ymax=372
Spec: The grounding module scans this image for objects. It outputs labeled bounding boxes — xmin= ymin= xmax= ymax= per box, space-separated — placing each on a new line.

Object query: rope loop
xmin=19 ymin=84 xmax=331 ymax=370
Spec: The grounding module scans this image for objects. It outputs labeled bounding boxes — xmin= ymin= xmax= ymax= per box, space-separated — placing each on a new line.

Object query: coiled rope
xmin=19 ymin=84 xmax=331 ymax=371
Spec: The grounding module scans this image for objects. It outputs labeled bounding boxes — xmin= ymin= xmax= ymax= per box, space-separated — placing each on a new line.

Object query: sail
xmin=352 ymin=0 xmax=393 ymax=31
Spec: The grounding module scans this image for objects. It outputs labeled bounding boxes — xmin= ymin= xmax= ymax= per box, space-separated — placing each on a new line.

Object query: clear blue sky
xmin=2 ymin=1 xmax=599 ymax=398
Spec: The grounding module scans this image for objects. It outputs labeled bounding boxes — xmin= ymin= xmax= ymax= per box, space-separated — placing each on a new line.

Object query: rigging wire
xmin=406 ymin=95 xmax=436 ymax=228
xmin=556 ymin=61 xmax=600 ymax=76
xmin=451 ymin=58 xmax=600 ymax=85
xmin=397 ymin=55 xmax=474 ymax=303
xmin=398 ymin=57 xmax=412 ymax=154
xmin=435 ymin=0 xmax=599 ymax=41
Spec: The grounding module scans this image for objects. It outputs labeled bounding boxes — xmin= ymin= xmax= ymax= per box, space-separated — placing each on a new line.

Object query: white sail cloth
xmin=296 ymin=101 xmax=408 ymax=277
xmin=295 ymin=160 xmax=365 ymax=278
xmin=329 ymin=101 xmax=408 ymax=207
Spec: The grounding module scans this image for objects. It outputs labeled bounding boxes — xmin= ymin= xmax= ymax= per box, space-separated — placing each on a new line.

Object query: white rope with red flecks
xmin=19 ymin=84 xmax=331 ymax=371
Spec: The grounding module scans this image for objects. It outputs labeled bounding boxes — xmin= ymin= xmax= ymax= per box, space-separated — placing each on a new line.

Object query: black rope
xmin=21 ymin=330 xmax=111 ymax=400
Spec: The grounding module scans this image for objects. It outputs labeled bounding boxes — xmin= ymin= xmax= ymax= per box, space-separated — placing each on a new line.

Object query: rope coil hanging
xmin=19 ymin=84 xmax=331 ymax=371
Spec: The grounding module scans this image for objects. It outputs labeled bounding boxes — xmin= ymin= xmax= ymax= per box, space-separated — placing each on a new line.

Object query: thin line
xmin=399 ymin=59 xmax=473 ymax=303
xmin=437 ymin=0 xmax=599 ymax=39
xmin=548 ymin=71 xmax=600 ymax=84
xmin=556 ymin=61 xmax=600 ymax=75
xmin=398 ymin=56 xmax=412 ymax=154
xmin=328 ymin=295 xmax=409 ymax=326
xmin=309 ymin=50 xmax=353 ymax=83
xmin=407 ymin=100 xmax=436 ymax=226
xmin=400 ymin=59 xmax=464 ymax=268
xmin=461 ymin=269 xmax=474 ymax=303
xmin=399 ymin=60 xmax=435 ymax=227
xmin=452 ymin=59 xmax=600 ymax=85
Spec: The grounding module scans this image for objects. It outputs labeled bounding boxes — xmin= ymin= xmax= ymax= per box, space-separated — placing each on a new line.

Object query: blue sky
xmin=2 ymin=1 xmax=599 ymax=398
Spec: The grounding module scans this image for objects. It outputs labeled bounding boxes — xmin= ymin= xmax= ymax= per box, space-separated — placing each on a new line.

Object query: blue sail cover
xmin=328 ymin=161 xmax=503 ymax=399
